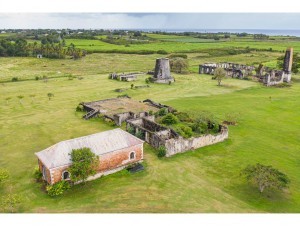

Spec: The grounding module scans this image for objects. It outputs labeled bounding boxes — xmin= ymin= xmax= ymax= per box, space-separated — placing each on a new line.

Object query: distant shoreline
xmin=139 ymin=29 xmax=300 ymax=37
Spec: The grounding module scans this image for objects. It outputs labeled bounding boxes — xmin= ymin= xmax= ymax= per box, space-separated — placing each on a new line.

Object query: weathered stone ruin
xmin=109 ymin=72 xmax=144 ymax=82
xmin=152 ymin=58 xmax=175 ymax=83
xmin=126 ymin=116 xmax=228 ymax=157
xmin=257 ymin=48 xmax=293 ymax=86
xmin=81 ymin=96 xmax=160 ymax=125
xmin=199 ymin=47 xmax=293 ymax=86
xmin=199 ymin=62 xmax=255 ymax=79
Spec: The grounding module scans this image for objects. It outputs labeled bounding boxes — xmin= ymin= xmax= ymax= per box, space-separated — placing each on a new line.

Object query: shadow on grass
xmin=225 ymin=182 xmax=292 ymax=212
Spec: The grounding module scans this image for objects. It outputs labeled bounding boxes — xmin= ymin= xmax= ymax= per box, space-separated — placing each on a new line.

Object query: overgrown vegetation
xmin=46 ymin=181 xmax=71 ymax=197
xmin=157 ymin=146 xmax=166 ymax=158
xmin=69 ymin=147 xmax=99 ymax=183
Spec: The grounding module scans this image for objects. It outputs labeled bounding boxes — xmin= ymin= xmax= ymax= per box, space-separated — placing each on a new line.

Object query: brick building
xmin=35 ymin=128 xmax=144 ymax=185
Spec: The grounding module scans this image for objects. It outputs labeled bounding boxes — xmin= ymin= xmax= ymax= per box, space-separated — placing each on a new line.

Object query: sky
xmin=1 ymin=13 xmax=300 ymax=30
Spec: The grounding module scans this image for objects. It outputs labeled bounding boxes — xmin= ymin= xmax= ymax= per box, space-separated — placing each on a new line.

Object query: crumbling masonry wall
xmin=126 ymin=116 xmax=229 ymax=157
xmin=164 ymin=126 xmax=228 ymax=157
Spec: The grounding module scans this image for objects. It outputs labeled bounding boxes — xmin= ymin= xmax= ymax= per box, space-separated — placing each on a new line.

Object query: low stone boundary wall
xmin=164 ymin=126 xmax=229 ymax=157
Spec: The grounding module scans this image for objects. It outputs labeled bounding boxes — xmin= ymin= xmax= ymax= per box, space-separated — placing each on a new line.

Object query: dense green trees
xmin=0 ymin=37 xmax=86 ymax=59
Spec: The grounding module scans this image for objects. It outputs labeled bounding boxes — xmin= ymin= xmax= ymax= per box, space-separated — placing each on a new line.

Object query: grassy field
xmin=64 ymin=37 xmax=300 ymax=53
xmin=1 ymin=36 xmax=300 ymax=213
xmin=0 ymin=51 xmax=282 ymax=82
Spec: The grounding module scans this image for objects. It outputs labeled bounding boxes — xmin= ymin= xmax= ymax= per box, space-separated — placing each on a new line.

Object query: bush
xmin=191 ymin=122 xmax=208 ymax=134
xmin=35 ymin=76 xmax=40 ymax=80
xmin=46 ymin=181 xmax=71 ymax=197
xmin=157 ymin=50 xmax=168 ymax=54
xmin=127 ymin=126 xmax=135 ymax=135
xmin=33 ymin=167 xmax=42 ymax=181
xmin=157 ymin=146 xmax=166 ymax=158
xmin=11 ymin=77 xmax=18 ymax=82
xmin=145 ymin=78 xmax=150 ymax=84
xmin=135 ymin=130 xmax=144 ymax=139
xmin=274 ymin=83 xmax=292 ymax=88
xmin=168 ymin=54 xmax=188 ymax=59
xmin=76 ymin=104 xmax=84 ymax=112
xmin=149 ymin=110 xmax=154 ymax=116
xmin=175 ymin=112 xmax=193 ymax=122
xmin=156 ymin=107 xmax=168 ymax=117
xmin=161 ymin=113 xmax=179 ymax=125
xmin=211 ymin=123 xmax=220 ymax=133
xmin=176 ymin=125 xmax=193 ymax=138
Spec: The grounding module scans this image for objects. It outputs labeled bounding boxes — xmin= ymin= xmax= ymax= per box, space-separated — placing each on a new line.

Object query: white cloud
xmin=0 ymin=13 xmax=300 ymax=30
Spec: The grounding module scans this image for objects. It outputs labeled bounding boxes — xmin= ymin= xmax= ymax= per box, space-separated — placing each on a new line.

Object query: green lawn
xmin=1 ymin=52 xmax=300 ymax=212
xmin=64 ymin=37 xmax=300 ymax=53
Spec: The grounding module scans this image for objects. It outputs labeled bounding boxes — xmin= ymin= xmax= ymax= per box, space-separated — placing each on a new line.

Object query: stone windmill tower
xmin=283 ymin=47 xmax=293 ymax=82
xmin=153 ymin=58 xmax=174 ymax=83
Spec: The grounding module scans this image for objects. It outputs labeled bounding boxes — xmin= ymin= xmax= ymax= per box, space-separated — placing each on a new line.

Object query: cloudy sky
xmin=1 ymin=13 xmax=300 ymax=30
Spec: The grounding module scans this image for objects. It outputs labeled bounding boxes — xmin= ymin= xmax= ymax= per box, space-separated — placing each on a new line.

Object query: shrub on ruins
xmin=191 ymin=121 xmax=208 ymax=134
xmin=157 ymin=146 xmax=166 ymax=158
xmin=135 ymin=130 xmax=145 ymax=140
xmin=241 ymin=163 xmax=290 ymax=193
xmin=69 ymin=147 xmax=99 ymax=183
xmin=127 ymin=126 xmax=135 ymax=135
xmin=161 ymin=113 xmax=179 ymax=125
xmin=46 ymin=180 xmax=71 ymax=197
xmin=191 ymin=111 xmax=220 ymax=134
xmin=155 ymin=107 xmax=168 ymax=117
xmin=175 ymin=125 xmax=193 ymax=138
xmin=175 ymin=112 xmax=193 ymax=122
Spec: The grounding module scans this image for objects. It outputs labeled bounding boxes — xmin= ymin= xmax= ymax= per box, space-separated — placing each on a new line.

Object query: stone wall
xmin=164 ymin=126 xmax=229 ymax=157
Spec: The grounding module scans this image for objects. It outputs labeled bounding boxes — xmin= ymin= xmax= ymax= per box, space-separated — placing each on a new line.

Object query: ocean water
xmin=141 ymin=29 xmax=300 ymax=37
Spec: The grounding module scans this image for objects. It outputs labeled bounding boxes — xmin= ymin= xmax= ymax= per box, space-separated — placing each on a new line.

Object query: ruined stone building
xmin=199 ymin=62 xmax=255 ymax=79
xmin=126 ymin=116 xmax=228 ymax=157
xmin=199 ymin=47 xmax=293 ymax=86
xmin=152 ymin=58 xmax=174 ymax=83
xmin=81 ymin=96 xmax=160 ymax=125
xmin=109 ymin=72 xmax=144 ymax=82
xmin=35 ymin=128 xmax=144 ymax=184
xmin=259 ymin=47 xmax=293 ymax=86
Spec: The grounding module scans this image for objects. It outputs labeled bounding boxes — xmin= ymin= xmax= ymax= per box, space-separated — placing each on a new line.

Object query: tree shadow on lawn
xmin=226 ymin=182 xmax=292 ymax=213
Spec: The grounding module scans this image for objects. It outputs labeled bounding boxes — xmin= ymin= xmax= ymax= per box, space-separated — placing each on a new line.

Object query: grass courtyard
xmin=0 ymin=42 xmax=300 ymax=213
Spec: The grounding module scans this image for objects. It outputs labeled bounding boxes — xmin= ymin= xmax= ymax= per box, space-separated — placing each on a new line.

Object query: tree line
xmin=0 ymin=38 xmax=86 ymax=59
